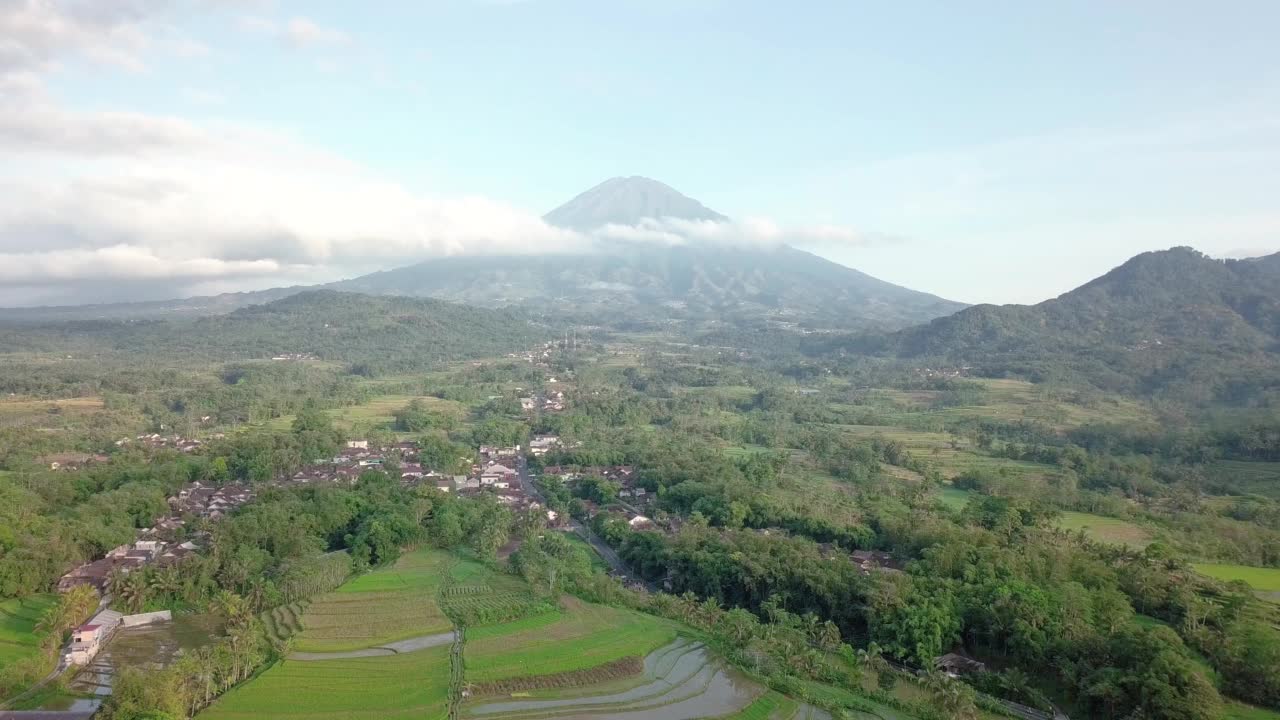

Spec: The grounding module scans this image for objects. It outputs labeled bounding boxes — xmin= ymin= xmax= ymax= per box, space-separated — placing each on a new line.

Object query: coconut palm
xmin=924 ymin=670 xmax=979 ymax=720
xmin=118 ymin=571 xmax=149 ymax=612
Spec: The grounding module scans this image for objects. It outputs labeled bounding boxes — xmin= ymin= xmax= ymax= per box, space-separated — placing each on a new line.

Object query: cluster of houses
xmin=115 ymin=433 xmax=215 ymax=453
xmin=57 ymin=482 xmax=254 ymax=596
xmin=284 ymin=440 xmax=423 ymax=486
xmin=519 ymin=389 xmax=567 ymax=414
xmin=39 ymin=451 xmax=110 ymax=471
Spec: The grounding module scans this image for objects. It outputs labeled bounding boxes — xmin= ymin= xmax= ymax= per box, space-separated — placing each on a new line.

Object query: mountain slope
xmin=841 ymin=247 xmax=1280 ymax=403
xmin=332 ymin=177 xmax=964 ymax=329
xmin=332 ymin=243 xmax=963 ymax=329
xmin=543 ymin=176 xmax=728 ymax=230
xmin=0 ymin=291 xmax=545 ymax=369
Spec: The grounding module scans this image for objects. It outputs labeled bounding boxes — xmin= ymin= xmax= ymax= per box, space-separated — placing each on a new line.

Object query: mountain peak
xmin=544 ymin=176 xmax=729 ymax=231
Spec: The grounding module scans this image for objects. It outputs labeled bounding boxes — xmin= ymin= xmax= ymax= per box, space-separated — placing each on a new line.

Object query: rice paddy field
xmin=200 ymin=644 xmax=452 ymax=720
xmin=871 ymin=378 xmax=1156 ymax=431
xmin=1208 ymin=460 xmax=1280 ymax=500
xmin=265 ymin=394 xmax=466 ymax=434
xmin=464 ymin=600 xmax=679 ymax=684
xmin=1193 ymin=563 xmax=1280 ymax=593
xmin=291 ymin=548 xmax=453 ymax=653
xmin=463 ymin=637 xmax=777 ymax=720
xmin=439 ymin=556 xmax=547 ymax=625
xmin=0 ymin=595 xmax=55 ymax=666
xmin=834 ymin=424 xmax=1060 ymax=483
xmin=1056 ymin=511 xmax=1152 ymax=549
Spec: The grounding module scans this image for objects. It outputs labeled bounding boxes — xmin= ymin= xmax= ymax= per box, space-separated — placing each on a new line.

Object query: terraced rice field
xmin=0 ymin=595 xmax=55 ymax=666
xmin=464 ymin=601 xmax=679 ymax=684
xmin=465 ymin=637 xmax=779 ymax=720
xmin=292 ymin=548 xmax=452 ymax=653
xmin=261 ymin=602 xmax=307 ymax=645
xmin=1057 ymin=511 xmax=1152 ymax=549
xmin=200 ymin=644 xmax=451 ymax=720
xmin=438 ymin=557 xmax=544 ymax=624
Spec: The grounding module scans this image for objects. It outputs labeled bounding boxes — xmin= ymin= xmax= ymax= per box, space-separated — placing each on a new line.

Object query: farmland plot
xmin=292 ymin=548 xmax=452 ymax=653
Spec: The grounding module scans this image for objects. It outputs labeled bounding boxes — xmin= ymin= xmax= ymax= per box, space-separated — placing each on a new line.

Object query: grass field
xmin=561 ymin=533 xmax=609 ymax=571
xmin=0 ymin=595 xmax=55 ymax=666
xmin=874 ymin=378 xmax=1156 ymax=431
xmin=200 ymin=644 xmax=451 ymax=720
xmin=265 ymin=394 xmax=465 ymax=434
xmin=292 ymin=549 xmax=452 ymax=653
xmin=1193 ymin=563 xmax=1280 ymax=592
xmin=939 ymin=486 xmax=972 ymax=510
xmin=1209 ymin=461 xmax=1280 ymax=500
xmin=723 ymin=691 xmax=799 ymax=720
xmin=464 ymin=600 xmax=679 ymax=683
xmin=1226 ymin=701 xmax=1280 ymax=720
xmin=0 ymin=396 xmax=105 ymax=417
xmin=835 ymin=424 xmax=1060 ymax=483
xmin=1057 ymin=511 xmax=1152 ymax=548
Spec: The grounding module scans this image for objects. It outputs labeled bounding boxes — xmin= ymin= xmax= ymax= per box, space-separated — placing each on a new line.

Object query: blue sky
xmin=2 ymin=0 xmax=1278 ymax=306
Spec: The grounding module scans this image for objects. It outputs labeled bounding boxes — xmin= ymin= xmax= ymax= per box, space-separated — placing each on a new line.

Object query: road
xmin=515 ymin=456 xmax=654 ymax=592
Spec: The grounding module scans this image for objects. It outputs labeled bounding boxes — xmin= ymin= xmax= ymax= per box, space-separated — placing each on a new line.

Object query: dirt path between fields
xmin=288 ymin=630 xmax=457 ymax=661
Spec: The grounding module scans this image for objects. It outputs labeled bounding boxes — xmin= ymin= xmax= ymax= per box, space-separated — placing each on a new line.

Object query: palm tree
xmin=119 ymin=572 xmax=149 ymax=612
xmin=107 ymin=568 xmax=130 ymax=600
xmin=149 ymin=567 xmax=181 ymax=600
xmin=924 ymin=671 xmax=979 ymax=720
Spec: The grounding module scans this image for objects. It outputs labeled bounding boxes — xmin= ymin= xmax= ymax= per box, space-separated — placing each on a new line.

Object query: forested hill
xmin=332 ymin=243 xmax=965 ymax=330
xmin=830 ymin=247 xmax=1280 ymax=404
xmin=0 ymin=291 xmax=546 ymax=369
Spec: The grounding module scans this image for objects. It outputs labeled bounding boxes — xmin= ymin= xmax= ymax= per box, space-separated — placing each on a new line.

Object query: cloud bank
xmin=0 ymin=1 xmax=877 ymax=307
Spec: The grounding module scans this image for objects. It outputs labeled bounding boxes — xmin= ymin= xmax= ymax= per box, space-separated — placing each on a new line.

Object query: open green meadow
xmin=200 ymin=644 xmax=451 ymax=720
xmin=292 ymin=548 xmax=453 ymax=653
xmin=1057 ymin=511 xmax=1152 ymax=549
xmin=1193 ymin=563 xmax=1280 ymax=592
xmin=1209 ymin=461 xmax=1280 ymax=500
xmin=873 ymin=378 xmax=1156 ymax=431
xmin=0 ymin=595 xmax=55 ymax=666
xmin=464 ymin=600 xmax=679 ymax=683
xmin=938 ymin=486 xmax=972 ymax=510
xmin=835 ymin=424 xmax=1060 ymax=483
xmin=265 ymin=394 xmax=466 ymax=434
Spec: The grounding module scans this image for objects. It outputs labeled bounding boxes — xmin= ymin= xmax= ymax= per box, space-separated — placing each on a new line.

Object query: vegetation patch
xmin=200 ymin=644 xmax=451 ymax=720
xmin=293 ymin=548 xmax=452 ymax=653
xmin=438 ymin=557 xmax=547 ymax=626
xmin=1057 ymin=511 xmax=1152 ymax=548
xmin=470 ymin=655 xmax=643 ymax=696
xmin=0 ymin=595 xmax=55 ymax=666
xmin=464 ymin=603 xmax=678 ymax=683
xmin=1193 ymin=564 xmax=1280 ymax=593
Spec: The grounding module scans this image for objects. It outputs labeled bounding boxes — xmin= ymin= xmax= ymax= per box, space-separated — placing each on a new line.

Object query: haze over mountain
xmin=0 ymin=178 xmax=964 ymax=330
xmin=835 ymin=247 xmax=1280 ymax=403
xmin=0 ymin=291 xmax=543 ymax=368
xmin=329 ymin=177 xmax=964 ymax=329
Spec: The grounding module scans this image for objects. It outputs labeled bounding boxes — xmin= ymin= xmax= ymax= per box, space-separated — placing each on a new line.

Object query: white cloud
xmin=0 ymin=91 xmax=593 ymax=303
xmin=592 ymin=216 xmax=890 ymax=250
xmin=0 ymin=0 xmax=157 ymax=80
xmin=180 ymin=87 xmax=224 ymax=105
xmin=283 ymin=17 xmax=350 ymax=48
xmin=238 ymin=14 xmax=352 ymax=50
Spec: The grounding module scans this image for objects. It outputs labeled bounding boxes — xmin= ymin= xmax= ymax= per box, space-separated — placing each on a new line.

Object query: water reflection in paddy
xmin=69 ymin=614 xmax=222 ymax=696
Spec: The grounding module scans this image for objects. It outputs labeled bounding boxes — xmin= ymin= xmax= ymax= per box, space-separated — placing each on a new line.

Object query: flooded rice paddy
xmin=69 ymin=614 xmax=222 ymax=696
xmin=467 ymin=637 xmax=831 ymax=720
